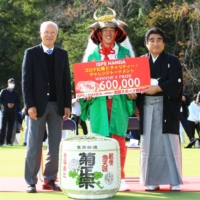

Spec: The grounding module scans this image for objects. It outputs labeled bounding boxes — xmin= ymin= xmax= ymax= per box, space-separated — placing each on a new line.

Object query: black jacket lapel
xmin=37 ymin=44 xmax=49 ymax=82
xmin=54 ymin=47 xmax=60 ymax=84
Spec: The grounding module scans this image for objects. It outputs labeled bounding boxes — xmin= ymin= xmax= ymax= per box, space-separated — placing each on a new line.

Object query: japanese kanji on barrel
xmin=59 ymin=134 xmax=121 ymax=199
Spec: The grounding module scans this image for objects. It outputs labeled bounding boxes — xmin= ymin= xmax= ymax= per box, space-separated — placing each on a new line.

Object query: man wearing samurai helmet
xmin=80 ymin=7 xmax=137 ymax=191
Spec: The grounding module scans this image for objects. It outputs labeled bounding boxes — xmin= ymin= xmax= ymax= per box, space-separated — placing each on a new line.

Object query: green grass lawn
xmin=0 ymin=130 xmax=200 ymax=200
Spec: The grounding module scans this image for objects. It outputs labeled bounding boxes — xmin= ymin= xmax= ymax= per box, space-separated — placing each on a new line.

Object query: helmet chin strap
xmin=96 ymin=29 xmax=118 ymax=60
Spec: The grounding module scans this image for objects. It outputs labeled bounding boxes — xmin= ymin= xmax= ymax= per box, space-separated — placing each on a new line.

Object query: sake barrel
xmin=59 ymin=134 xmax=120 ymax=199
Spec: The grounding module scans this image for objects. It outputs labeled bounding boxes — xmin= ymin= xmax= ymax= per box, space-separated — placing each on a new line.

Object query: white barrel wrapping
xmin=59 ymin=134 xmax=120 ymax=199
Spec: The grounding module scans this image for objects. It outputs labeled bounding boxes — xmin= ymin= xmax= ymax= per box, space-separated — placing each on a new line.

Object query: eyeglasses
xmin=43 ymin=31 xmax=57 ymax=36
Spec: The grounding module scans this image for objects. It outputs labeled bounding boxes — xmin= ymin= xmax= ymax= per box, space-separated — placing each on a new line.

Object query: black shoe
xmin=43 ymin=180 xmax=61 ymax=191
xmin=23 ymin=142 xmax=27 ymax=146
xmin=0 ymin=143 xmax=3 ymax=146
xmin=26 ymin=184 xmax=36 ymax=193
xmin=7 ymin=143 xmax=13 ymax=146
xmin=184 ymin=138 xmax=197 ymax=148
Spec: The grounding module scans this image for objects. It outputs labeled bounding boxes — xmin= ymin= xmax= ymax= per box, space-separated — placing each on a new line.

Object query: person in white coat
xmin=185 ymin=93 xmax=200 ymax=148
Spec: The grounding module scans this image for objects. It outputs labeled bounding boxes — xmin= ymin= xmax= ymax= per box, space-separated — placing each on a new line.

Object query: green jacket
xmin=80 ymin=44 xmax=136 ymax=137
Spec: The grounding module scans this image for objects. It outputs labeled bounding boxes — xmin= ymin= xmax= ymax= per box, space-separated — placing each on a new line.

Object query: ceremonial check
xmin=73 ymin=57 xmax=150 ymax=99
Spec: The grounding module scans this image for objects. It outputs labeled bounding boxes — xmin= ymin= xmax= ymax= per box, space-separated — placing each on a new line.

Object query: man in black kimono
xmin=136 ymin=28 xmax=183 ymax=191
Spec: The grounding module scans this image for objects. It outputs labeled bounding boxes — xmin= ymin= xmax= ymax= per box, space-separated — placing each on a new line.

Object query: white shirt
xmin=151 ymin=54 xmax=159 ymax=63
xmin=187 ymin=101 xmax=200 ymax=122
xmin=71 ymin=98 xmax=81 ymax=116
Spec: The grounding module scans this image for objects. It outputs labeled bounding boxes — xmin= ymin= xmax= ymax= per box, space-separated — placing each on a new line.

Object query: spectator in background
xmin=126 ymin=113 xmax=140 ymax=148
xmin=22 ymin=106 xmax=29 ymax=146
xmin=0 ymin=78 xmax=20 ymax=146
xmin=185 ymin=93 xmax=200 ymax=148
xmin=126 ymin=129 xmax=140 ymax=148
xmin=179 ymin=93 xmax=192 ymax=143
xmin=71 ymin=90 xmax=88 ymax=135
xmin=11 ymin=105 xmax=25 ymax=145
xmin=71 ymin=90 xmax=81 ymax=135
xmin=179 ymin=122 xmax=186 ymax=143
xmin=79 ymin=119 xmax=88 ymax=135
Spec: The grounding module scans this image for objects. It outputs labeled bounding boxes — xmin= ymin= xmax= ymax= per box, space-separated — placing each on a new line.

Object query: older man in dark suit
xmin=22 ymin=21 xmax=71 ymax=193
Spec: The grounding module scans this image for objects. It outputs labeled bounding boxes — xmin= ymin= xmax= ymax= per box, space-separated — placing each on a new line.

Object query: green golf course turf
xmin=0 ymin=130 xmax=200 ymax=200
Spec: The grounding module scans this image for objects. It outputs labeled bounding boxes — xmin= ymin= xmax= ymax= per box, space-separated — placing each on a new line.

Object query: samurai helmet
xmin=88 ymin=7 xmax=128 ymax=45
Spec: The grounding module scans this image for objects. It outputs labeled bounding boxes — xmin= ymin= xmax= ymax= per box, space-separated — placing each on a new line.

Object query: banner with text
xmin=73 ymin=57 xmax=150 ymax=99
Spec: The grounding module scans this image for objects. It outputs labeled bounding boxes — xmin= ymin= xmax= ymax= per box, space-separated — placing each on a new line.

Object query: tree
xmin=145 ymin=0 xmax=200 ymax=96
xmin=1 ymin=0 xmax=199 ymax=99
xmin=0 ymin=0 xmax=46 ymax=96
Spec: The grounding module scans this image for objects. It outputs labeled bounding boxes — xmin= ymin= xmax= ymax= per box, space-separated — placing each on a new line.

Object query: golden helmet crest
xmin=93 ymin=7 xmax=116 ymax=22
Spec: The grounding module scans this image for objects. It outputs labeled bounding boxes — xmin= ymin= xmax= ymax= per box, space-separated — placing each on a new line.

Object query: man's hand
xmin=182 ymin=95 xmax=186 ymax=101
xmin=28 ymin=107 xmax=37 ymax=120
xmin=84 ymin=97 xmax=93 ymax=101
xmin=127 ymin=93 xmax=137 ymax=100
xmin=63 ymin=107 xmax=71 ymax=121
xmin=142 ymin=85 xmax=162 ymax=95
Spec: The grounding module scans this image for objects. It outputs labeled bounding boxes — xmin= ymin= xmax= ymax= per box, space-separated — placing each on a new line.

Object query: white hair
xmin=40 ymin=21 xmax=58 ymax=33
xmin=82 ymin=34 xmax=135 ymax=62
